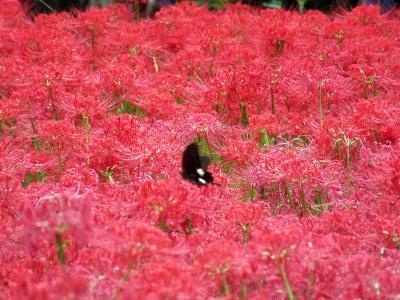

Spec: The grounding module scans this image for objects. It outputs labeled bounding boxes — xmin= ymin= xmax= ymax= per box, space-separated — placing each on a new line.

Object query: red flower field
xmin=1 ymin=1 xmax=400 ymax=299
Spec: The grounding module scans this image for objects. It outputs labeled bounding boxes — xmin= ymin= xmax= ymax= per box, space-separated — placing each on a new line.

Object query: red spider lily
xmin=19 ymin=189 xmax=92 ymax=256
xmin=1 ymin=1 xmax=400 ymax=299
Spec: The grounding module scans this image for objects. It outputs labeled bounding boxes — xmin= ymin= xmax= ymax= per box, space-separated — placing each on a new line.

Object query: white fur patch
xmin=198 ymin=178 xmax=207 ymax=185
xmin=196 ymin=168 xmax=205 ymax=176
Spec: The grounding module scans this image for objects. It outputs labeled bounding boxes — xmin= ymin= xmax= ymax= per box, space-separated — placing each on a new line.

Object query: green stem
xmin=240 ymin=102 xmax=249 ymax=127
xmin=284 ymin=181 xmax=296 ymax=212
xmin=111 ymin=261 xmax=135 ymax=300
xmin=221 ymin=277 xmax=230 ymax=296
xmin=318 ymin=82 xmax=324 ymax=127
xmin=135 ymin=0 xmax=140 ymax=20
xmin=55 ymin=233 xmax=66 ymax=265
xmin=346 ymin=144 xmax=351 ymax=190
xmin=270 ymin=84 xmax=276 ymax=114
xmin=240 ymin=223 xmax=249 ymax=244
xmin=83 ymin=115 xmax=90 ymax=165
xmin=56 ymin=141 xmax=63 ymax=181
xmin=239 ymin=286 xmax=248 ymax=299
xmin=346 ymin=144 xmax=351 ymax=176
xmin=300 ymin=180 xmax=309 ymax=215
xmin=279 ymin=263 xmax=296 ymax=300
xmin=297 ymin=0 xmax=306 ymax=13
xmin=90 ymin=26 xmax=95 ymax=54
xmin=158 ymin=218 xmax=168 ymax=232
xmin=90 ymin=26 xmax=96 ymax=70
xmin=185 ymin=217 xmax=193 ymax=235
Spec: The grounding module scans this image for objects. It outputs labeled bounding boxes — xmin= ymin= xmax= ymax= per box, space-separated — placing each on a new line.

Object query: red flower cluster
xmin=1 ymin=1 xmax=400 ymax=298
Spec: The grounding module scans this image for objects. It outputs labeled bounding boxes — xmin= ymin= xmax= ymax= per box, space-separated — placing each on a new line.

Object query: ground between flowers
xmin=1 ymin=1 xmax=400 ymax=299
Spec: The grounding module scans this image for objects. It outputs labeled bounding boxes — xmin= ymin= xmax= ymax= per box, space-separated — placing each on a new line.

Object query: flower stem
xmin=284 ymin=181 xmax=296 ymax=212
xmin=56 ymin=141 xmax=63 ymax=180
xmin=111 ymin=261 xmax=135 ymax=300
xmin=240 ymin=102 xmax=249 ymax=127
xmin=82 ymin=114 xmax=90 ymax=165
xmin=300 ymin=180 xmax=309 ymax=215
xmin=279 ymin=263 xmax=296 ymax=300
xmin=318 ymin=81 xmax=324 ymax=127
xmin=270 ymin=84 xmax=276 ymax=114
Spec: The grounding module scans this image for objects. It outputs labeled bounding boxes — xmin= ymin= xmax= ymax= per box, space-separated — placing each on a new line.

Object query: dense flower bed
xmin=1 ymin=1 xmax=400 ymax=298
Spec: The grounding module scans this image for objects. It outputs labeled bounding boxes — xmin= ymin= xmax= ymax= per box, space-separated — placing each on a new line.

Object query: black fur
xmin=181 ymin=143 xmax=213 ymax=186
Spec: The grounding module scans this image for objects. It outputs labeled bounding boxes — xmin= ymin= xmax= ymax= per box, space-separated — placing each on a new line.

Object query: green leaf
xmin=116 ymin=101 xmax=134 ymax=114
xmin=175 ymin=97 xmax=184 ymax=104
xmin=32 ymin=137 xmax=42 ymax=151
xmin=158 ymin=219 xmax=168 ymax=232
xmin=114 ymin=101 xmax=147 ymax=117
xmin=260 ymin=129 xmax=271 ymax=147
xmin=21 ymin=171 xmax=48 ymax=188
xmin=22 ymin=172 xmax=36 ymax=188
xmin=57 ymin=224 xmax=69 ymax=233
xmin=37 ymin=171 xmax=47 ymax=183
xmin=132 ymin=105 xmax=147 ymax=117
xmin=101 ymin=166 xmax=114 ymax=182
xmin=195 ymin=135 xmax=211 ymax=157
xmin=211 ymin=153 xmax=224 ymax=163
